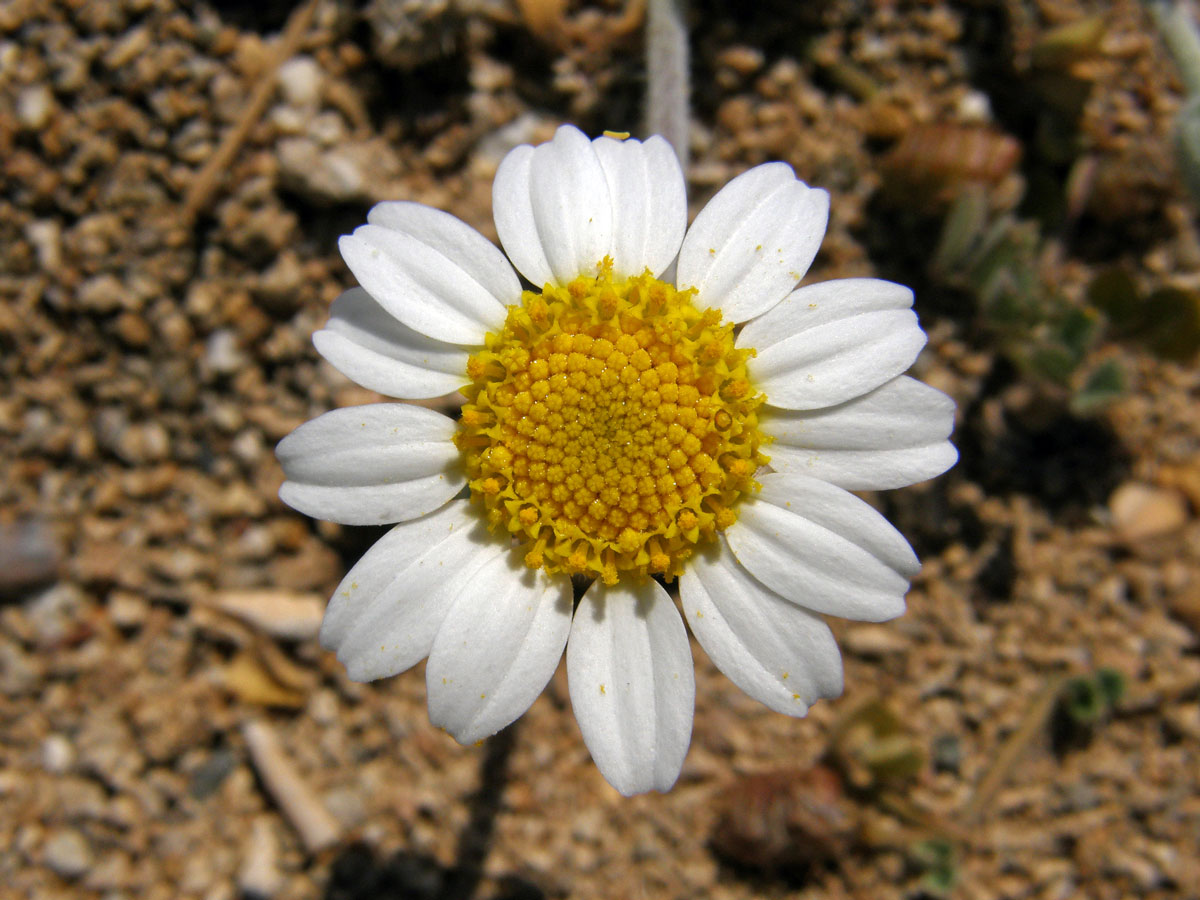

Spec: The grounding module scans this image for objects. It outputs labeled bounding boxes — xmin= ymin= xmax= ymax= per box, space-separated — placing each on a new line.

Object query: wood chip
xmin=242 ymin=719 xmax=341 ymax=854
xmin=238 ymin=816 xmax=285 ymax=898
xmin=205 ymin=589 xmax=325 ymax=641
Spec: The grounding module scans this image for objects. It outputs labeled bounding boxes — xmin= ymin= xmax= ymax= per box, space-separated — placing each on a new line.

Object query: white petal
xmin=762 ymin=376 xmax=958 ymax=489
xmin=567 ymin=579 xmax=694 ymax=796
xmin=338 ymin=201 xmax=517 ymax=345
xmin=492 ymin=145 xmax=553 ymax=287
xmin=676 ymin=162 xmax=830 ymax=323
xmin=592 ymin=134 xmax=687 ymax=278
xmin=493 ymin=124 xmax=614 ymax=286
xmin=276 ymin=403 xmax=464 ymax=526
xmin=427 ymin=557 xmax=572 ymax=743
xmin=724 ymin=472 xmax=919 ymax=622
xmin=738 ymin=278 xmax=927 ymax=410
xmin=680 ymin=542 xmax=843 ymax=716
xmin=320 ymin=501 xmax=504 ymax=681
xmin=320 ymin=499 xmax=473 ymax=651
xmin=313 ymin=288 xmax=471 ymax=399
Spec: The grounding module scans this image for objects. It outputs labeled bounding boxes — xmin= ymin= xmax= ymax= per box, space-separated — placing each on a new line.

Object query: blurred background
xmin=1 ymin=0 xmax=1198 ymax=898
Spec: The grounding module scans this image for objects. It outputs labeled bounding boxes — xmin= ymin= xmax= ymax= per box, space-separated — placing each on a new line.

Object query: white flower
xmin=277 ymin=124 xmax=957 ymax=796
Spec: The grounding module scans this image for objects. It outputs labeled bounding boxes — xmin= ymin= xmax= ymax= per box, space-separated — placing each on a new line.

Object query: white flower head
xmin=277 ymin=125 xmax=957 ymax=796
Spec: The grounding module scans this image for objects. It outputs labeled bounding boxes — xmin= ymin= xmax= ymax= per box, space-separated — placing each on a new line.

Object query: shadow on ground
xmin=323 ymin=727 xmax=545 ymax=900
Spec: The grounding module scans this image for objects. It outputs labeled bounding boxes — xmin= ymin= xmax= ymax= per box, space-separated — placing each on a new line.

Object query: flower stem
xmin=645 ymin=0 xmax=689 ymax=168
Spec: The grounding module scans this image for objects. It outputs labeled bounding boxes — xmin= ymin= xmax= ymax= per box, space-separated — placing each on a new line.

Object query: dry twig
xmin=242 ymin=718 xmax=342 ymax=853
xmin=182 ymin=0 xmax=319 ymax=221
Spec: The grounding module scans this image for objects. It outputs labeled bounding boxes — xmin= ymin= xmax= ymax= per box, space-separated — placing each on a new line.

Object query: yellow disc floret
xmin=456 ymin=259 xmax=768 ymax=585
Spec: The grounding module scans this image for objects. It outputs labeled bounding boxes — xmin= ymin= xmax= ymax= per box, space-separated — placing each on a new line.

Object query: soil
xmin=1 ymin=1 xmax=1198 ymax=899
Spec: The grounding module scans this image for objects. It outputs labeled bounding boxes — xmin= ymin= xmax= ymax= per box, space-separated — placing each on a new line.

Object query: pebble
xmin=715 ymin=45 xmax=765 ymax=77
xmin=24 ymin=219 xmax=63 ymax=271
xmin=0 ymin=519 xmax=61 ymax=597
xmin=25 ymin=583 xmax=85 ymax=647
xmin=103 ymin=25 xmax=150 ymax=70
xmin=254 ymin=251 xmax=304 ymax=310
xmin=205 ymin=329 xmax=246 ymax=376
xmin=114 ymin=311 xmax=152 ymax=347
xmin=16 ymin=84 xmax=54 ymax=129
xmin=0 ymin=628 xmax=49 ymax=697
xmin=115 ymin=421 xmax=171 ymax=465
xmin=77 ymin=273 xmax=126 ymax=313
xmin=107 ymin=590 xmax=149 ymax=629
xmin=322 ymin=786 xmax=367 ymax=828
xmin=1109 ymin=482 xmax=1190 ymax=543
xmin=841 ymin=623 xmax=910 ymax=656
xmin=43 ymin=828 xmax=94 ymax=880
xmin=41 ymin=734 xmax=75 ymax=774
xmin=277 ymin=55 xmax=322 ymax=108
xmin=306 ymin=109 xmax=347 ymax=146
xmin=277 ymin=137 xmax=365 ymax=204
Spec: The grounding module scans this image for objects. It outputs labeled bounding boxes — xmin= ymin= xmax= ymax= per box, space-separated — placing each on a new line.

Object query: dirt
xmin=1 ymin=1 xmax=1198 ymax=898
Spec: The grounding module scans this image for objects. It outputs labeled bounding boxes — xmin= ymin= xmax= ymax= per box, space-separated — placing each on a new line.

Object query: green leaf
xmin=1070 ymin=360 xmax=1126 ymax=415
xmin=1062 ymin=676 xmax=1106 ymax=724
xmin=933 ymin=186 xmax=990 ymax=276
xmin=1030 ymin=344 xmax=1078 ymax=384
xmin=1096 ymin=668 xmax=1126 ymax=707
xmin=909 ymin=838 xmax=958 ymax=896
xmin=1058 ymin=307 xmax=1099 ymax=359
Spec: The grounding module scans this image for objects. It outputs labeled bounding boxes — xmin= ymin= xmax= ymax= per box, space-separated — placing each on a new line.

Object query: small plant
xmin=907 ymin=837 xmax=959 ymax=896
xmin=828 ymin=698 xmax=925 ymax=794
xmin=1052 ymin=667 xmax=1127 ymax=752
xmin=931 ymin=187 xmax=1128 ymax=415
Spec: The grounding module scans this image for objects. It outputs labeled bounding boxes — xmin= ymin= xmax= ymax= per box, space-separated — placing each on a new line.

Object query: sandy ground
xmin=1 ymin=1 xmax=1199 ymax=898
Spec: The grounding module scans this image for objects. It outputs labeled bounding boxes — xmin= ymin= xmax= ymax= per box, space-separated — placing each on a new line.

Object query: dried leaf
xmin=223 ymin=651 xmax=306 ymax=709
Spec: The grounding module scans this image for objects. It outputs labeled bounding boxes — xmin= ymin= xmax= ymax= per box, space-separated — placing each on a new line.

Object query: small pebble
xmin=277 ymin=55 xmax=322 ymax=108
xmin=43 ymin=828 xmax=93 ymax=880
xmin=41 ymin=734 xmax=75 ymax=774
xmin=16 ymin=84 xmax=54 ymax=129
xmin=0 ymin=520 xmax=61 ymax=597
xmin=205 ymin=329 xmax=246 ymax=375
xmin=77 ymin=274 xmax=126 ymax=313
xmin=1109 ymin=482 xmax=1189 ymax=542
xmin=24 ymin=219 xmax=63 ymax=271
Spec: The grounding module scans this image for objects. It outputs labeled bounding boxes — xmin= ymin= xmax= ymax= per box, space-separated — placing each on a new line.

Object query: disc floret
xmin=457 ymin=260 xmax=768 ymax=585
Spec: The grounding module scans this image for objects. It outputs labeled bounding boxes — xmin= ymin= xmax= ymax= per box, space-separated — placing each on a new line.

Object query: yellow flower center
xmin=456 ymin=260 xmax=768 ymax=585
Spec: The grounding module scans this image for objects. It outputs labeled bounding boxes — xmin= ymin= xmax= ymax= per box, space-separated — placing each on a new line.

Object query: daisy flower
xmin=277 ymin=125 xmax=957 ymax=796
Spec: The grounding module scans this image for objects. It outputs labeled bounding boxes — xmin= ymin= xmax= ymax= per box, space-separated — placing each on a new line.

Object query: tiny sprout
xmin=1095 ymin=667 xmax=1127 ymax=707
xmin=1062 ymin=675 xmax=1107 ymax=725
xmin=829 ymin=699 xmax=924 ymax=792
xmin=907 ymin=837 xmax=959 ymax=896
xmin=1052 ymin=668 xmax=1125 ymax=752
